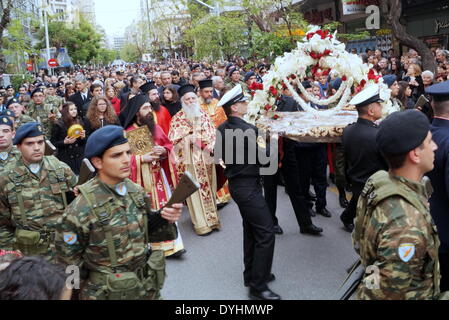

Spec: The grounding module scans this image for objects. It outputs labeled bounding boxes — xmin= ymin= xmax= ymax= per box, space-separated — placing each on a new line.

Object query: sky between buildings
xmin=95 ymin=0 xmax=141 ymax=37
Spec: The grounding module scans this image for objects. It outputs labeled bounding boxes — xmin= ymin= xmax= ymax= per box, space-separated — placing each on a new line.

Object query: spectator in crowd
xmin=50 ymin=102 xmax=86 ymax=175
xmin=0 ymin=256 xmax=72 ymax=300
xmin=161 ymin=85 xmax=182 ymax=117
xmin=403 ymin=63 xmax=424 ymax=100
xmin=84 ymin=95 xmax=120 ymax=136
xmin=397 ymin=81 xmax=415 ymax=110
xmin=106 ymin=86 xmax=121 ymax=115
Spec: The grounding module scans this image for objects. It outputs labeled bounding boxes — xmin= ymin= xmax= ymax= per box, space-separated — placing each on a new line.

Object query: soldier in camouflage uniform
xmin=0 ymin=122 xmax=77 ymax=256
xmin=353 ymin=110 xmax=447 ymax=300
xmin=55 ymin=125 xmax=183 ymax=300
xmin=0 ymin=115 xmax=20 ymax=174
xmin=4 ymin=99 xmax=34 ymax=130
xmin=45 ymin=83 xmax=64 ymax=112
xmin=27 ymin=88 xmax=59 ymax=138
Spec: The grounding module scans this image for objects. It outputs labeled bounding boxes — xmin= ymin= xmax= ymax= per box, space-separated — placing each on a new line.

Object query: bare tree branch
xmin=386 ymin=0 xmax=436 ymax=73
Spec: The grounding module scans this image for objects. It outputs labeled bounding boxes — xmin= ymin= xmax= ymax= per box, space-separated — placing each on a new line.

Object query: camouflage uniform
xmin=0 ymin=146 xmax=21 ymax=173
xmin=27 ymin=101 xmax=59 ymax=137
xmin=45 ymin=95 xmax=64 ymax=112
xmin=14 ymin=114 xmax=35 ymax=130
xmin=0 ymin=155 xmax=77 ymax=256
xmin=353 ymin=170 xmax=441 ymax=300
xmin=55 ymin=176 xmax=175 ymax=300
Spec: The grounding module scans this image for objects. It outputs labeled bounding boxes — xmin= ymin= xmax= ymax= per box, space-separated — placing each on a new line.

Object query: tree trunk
xmin=0 ymin=0 xmax=14 ymax=74
xmin=386 ymin=0 xmax=437 ymax=73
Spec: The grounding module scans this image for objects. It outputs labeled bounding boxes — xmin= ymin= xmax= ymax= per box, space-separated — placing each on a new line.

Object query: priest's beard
xmin=136 ymin=112 xmax=156 ymax=135
xmin=150 ymin=99 xmax=161 ymax=112
xmin=182 ymin=101 xmax=202 ymax=122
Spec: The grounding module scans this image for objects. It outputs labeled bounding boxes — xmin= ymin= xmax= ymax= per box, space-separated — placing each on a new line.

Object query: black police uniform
xmin=340 ymin=118 xmax=388 ymax=227
xmin=426 ymin=80 xmax=449 ymax=291
xmin=216 ymin=116 xmax=276 ymax=293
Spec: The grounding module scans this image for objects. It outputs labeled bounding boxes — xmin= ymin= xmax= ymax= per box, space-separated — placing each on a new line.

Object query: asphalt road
xmin=162 ymin=185 xmax=358 ymax=300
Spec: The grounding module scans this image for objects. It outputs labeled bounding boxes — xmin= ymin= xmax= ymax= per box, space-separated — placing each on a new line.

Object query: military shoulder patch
xmin=63 ymin=232 xmax=78 ymax=245
xmin=398 ymin=243 xmax=415 ymax=262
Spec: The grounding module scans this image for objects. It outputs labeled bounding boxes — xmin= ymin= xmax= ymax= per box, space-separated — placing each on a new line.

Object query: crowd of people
xmin=0 ymin=44 xmax=449 ymax=300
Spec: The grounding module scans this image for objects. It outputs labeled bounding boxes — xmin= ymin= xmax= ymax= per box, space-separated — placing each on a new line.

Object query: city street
xmin=163 ymin=185 xmax=358 ymax=300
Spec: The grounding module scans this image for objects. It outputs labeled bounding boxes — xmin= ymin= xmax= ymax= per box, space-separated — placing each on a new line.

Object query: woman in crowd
xmin=161 ymin=85 xmax=182 ymax=117
xmin=50 ymin=102 xmax=86 ymax=175
xmin=0 ymin=256 xmax=72 ymax=300
xmin=397 ymin=81 xmax=415 ymax=110
xmin=403 ymin=63 xmax=424 ymax=100
xmin=64 ymin=82 xmax=75 ymax=102
xmin=106 ymin=86 xmax=121 ymax=115
xmin=84 ymin=95 xmax=120 ymax=136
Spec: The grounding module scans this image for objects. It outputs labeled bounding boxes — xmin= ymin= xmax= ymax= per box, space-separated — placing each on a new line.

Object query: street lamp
xmin=42 ymin=0 xmax=52 ymax=76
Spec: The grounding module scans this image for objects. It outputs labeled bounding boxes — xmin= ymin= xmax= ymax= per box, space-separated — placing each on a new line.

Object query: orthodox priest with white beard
xmin=168 ymin=85 xmax=219 ymax=236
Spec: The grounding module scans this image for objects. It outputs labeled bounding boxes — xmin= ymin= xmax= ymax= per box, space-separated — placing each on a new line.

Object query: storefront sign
xmin=435 ymin=19 xmax=449 ymax=34
xmin=342 ymin=0 xmax=380 ymax=15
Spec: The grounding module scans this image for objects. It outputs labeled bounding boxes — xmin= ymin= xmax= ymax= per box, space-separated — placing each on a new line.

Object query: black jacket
xmin=428 ymin=118 xmax=449 ymax=252
xmin=50 ymin=119 xmax=86 ymax=175
xmin=342 ymin=118 xmax=388 ymax=186
xmin=163 ymin=100 xmax=182 ymax=117
xmin=68 ymin=91 xmax=92 ymax=120
xmin=84 ymin=116 xmax=121 ymax=137
xmin=216 ymin=116 xmax=271 ymax=179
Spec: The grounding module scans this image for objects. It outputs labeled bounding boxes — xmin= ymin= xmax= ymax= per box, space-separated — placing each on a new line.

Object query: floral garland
xmin=246 ymin=25 xmax=393 ymax=123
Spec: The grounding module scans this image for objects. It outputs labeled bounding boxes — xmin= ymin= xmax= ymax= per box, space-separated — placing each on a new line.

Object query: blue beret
xmin=31 ymin=88 xmax=45 ymax=97
xmin=0 ymin=116 xmax=13 ymax=128
xmin=383 ymin=75 xmax=397 ymax=88
xmin=6 ymin=85 xmax=13 ymax=90
xmin=244 ymin=71 xmax=256 ymax=82
xmin=425 ymin=80 xmax=449 ymax=102
xmin=376 ymin=110 xmax=429 ymax=155
xmin=85 ymin=125 xmax=128 ymax=159
xmin=5 ymin=97 xmax=19 ymax=108
xmin=1 ymin=109 xmax=15 ymax=118
xmin=13 ymin=122 xmax=45 ymax=145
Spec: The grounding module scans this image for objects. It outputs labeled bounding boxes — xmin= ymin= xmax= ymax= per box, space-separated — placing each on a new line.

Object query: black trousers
xmin=229 ymin=177 xmax=275 ymax=292
xmin=263 ymin=169 xmax=280 ymax=227
xmin=298 ymin=145 xmax=328 ymax=211
xmin=281 ymin=139 xmax=313 ymax=228
xmin=340 ymin=182 xmax=364 ymax=224
xmin=440 ymin=251 xmax=449 ymax=292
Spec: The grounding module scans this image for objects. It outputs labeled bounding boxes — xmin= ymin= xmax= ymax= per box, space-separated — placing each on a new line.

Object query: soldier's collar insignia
xmin=398 ymin=243 xmax=415 ymax=262
xmin=63 ymin=232 xmax=77 ymax=245
xmin=115 ymin=182 xmax=127 ymax=196
xmin=29 ymin=163 xmax=41 ymax=175
xmin=0 ymin=152 xmax=7 ymax=161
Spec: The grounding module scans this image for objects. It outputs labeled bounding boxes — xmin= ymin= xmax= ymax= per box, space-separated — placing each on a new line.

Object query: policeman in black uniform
xmin=340 ymin=84 xmax=389 ymax=232
xmin=215 ymin=84 xmax=280 ymax=300
xmin=426 ymin=80 xmax=449 ymax=291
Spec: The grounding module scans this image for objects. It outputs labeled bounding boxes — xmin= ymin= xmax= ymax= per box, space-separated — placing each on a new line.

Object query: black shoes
xmin=339 ymin=196 xmax=349 ymax=208
xmin=316 ymin=208 xmax=332 ymax=218
xmin=273 ymin=225 xmax=283 ymax=235
xmin=249 ymin=288 xmax=281 ymax=300
xmin=300 ymin=224 xmax=323 ymax=235
xmin=244 ymin=273 xmax=275 ymax=287
xmin=340 ymin=216 xmax=354 ymax=233
xmin=166 ymin=249 xmax=187 ymax=259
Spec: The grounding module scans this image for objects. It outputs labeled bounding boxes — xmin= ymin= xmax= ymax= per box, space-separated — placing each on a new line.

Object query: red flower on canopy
xmin=342 ymin=76 xmax=347 ymax=81
xmin=264 ymin=104 xmax=272 ymax=111
xmin=289 ymin=74 xmax=297 ymax=80
xmin=273 ymin=114 xmax=280 ymax=120
xmin=269 ymin=86 xmax=278 ymax=97
xmin=249 ymin=82 xmax=263 ymax=91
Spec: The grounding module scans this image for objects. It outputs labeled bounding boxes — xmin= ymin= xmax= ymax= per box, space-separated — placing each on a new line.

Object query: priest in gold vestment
xmin=169 ymin=84 xmax=220 ymax=236
xmin=198 ymin=79 xmax=231 ymax=207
